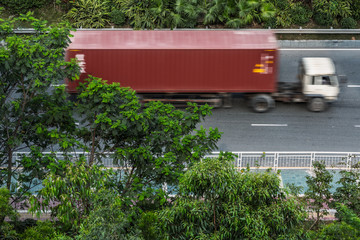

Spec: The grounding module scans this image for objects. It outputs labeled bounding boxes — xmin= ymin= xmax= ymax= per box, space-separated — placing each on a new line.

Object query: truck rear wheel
xmin=307 ymin=97 xmax=326 ymax=112
xmin=251 ymin=94 xmax=274 ymax=113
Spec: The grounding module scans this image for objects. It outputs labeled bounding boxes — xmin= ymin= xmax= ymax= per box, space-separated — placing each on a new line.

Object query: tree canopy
xmin=159 ymin=154 xmax=307 ymax=239
xmin=0 ymin=12 xmax=79 ymax=204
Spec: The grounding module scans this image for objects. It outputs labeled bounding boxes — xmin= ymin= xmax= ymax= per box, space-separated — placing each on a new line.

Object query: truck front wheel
xmin=307 ymin=97 xmax=326 ymax=112
xmin=251 ymin=94 xmax=274 ymax=113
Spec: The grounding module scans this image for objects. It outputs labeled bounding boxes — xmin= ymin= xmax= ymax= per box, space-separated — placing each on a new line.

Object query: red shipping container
xmin=65 ymin=30 xmax=278 ymax=94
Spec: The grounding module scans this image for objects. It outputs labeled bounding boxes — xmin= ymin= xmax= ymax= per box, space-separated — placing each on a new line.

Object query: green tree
xmin=311 ymin=204 xmax=360 ymax=239
xmin=0 ymin=12 xmax=79 ymax=205
xmin=333 ymin=162 xmax=360 ymax=216
xmin=305 ymin=160 xmax=333 ymax=228
xmin=29 ymin=76 xmax=220 ymax=231
xmin=76 ymin=190 xmax=143 ymax=240
xmin=30 ymin=159 xmax=115 ymax=230
xmin=73 ymin=76 xmax=221 ymax=210
xmin=0 ymin=188 xmax=18 ymax=223
xmin=159 ymin=154 xmax=307 ymax=239
xmin=0 ymin=188 xmax=19 ymax=239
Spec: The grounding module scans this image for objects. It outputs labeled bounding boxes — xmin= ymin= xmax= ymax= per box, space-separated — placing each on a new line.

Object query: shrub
xmin=0 ymin=188 xmax=19 ymax=239
xmin=263 ymin=16 xmax=277 ymax=28
xmin=314 ymin=222 xmax=358 ymax=240
xmin=0 ymin=0 xmax=48 ymax=14
xmin=268 ymin=0 xmax=288 ymax=10
xmin=291 ymin=5 xmax=312 ymax=25
xmin=21 ymin=221 xmax=57 ymax=240
xmin=312 ymin=204 xmax=360 ymax=239
xmin=340 ymin=17 xmax=358 ymax=29
xmin=350 ymin=0 xmax=360 ymax=20
xmin=67 ymin=0 xmax=110 ymax=28
xmin=0 ymin=222 xmax=19 ymax=239
xmin=314 ymin=12 xmax=334 ymax=26
xmin=0 ymin=188 xmax=18 ymax=223
xmin=77 ymin=190 xmax=142 ymax=240
xmin=109 ymin=9 xmax=126 ymax=26
xmin=138 ymin=211 xmax=161 ymax=240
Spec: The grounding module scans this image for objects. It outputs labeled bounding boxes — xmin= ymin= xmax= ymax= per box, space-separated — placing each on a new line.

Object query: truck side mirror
xmin=339 ymin=75 xmax=347 ymax=83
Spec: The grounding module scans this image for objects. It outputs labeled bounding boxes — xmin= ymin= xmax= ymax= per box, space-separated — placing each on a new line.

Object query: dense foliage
xmin=1 ymin=0 xmax=359 ymax=28
xmin=1 ymin=11 xmax=360 ymax=240
xmin=0 ymin=12 xmax=79 ymax=208
xmin=159 ymin=154 xmax=307 ymax=239
xmin=305 ymin=160 xmax=333 ymax=227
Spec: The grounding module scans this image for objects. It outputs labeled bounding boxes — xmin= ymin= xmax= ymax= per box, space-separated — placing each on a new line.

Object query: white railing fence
xmin=9 ymin=151 xmax=360 ymax=171
xmin=206 ymin=152 xmax=360 ymax=171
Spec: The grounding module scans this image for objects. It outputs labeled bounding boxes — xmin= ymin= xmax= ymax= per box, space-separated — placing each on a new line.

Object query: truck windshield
xmin=311 ymin=75 xmax=338 ymax=86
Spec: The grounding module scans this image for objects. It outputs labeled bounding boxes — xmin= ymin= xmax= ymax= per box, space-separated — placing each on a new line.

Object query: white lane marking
xmin=355 ymin=125 xmax=360 ymax=128
xmin=251 ymin=124 xmax=288 ymax=127
xmin=280 ymin=48 xmax=360 ymax=51
xmin=348 ymin=85 xmax=360 ymax=88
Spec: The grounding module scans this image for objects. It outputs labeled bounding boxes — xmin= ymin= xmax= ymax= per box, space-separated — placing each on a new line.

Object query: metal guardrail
xmin=273 ymin=28 xmax=360 ymax=34
xmin=11 ymin=28 xmax=360 ymax=34
xmin=278 ymin=40 xmax=360 ymax=48
xmin=11 ymin=151 xmax=360 ymax=171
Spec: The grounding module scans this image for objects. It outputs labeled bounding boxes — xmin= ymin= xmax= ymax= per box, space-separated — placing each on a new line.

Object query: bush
xmin=77 ymin=190 xmax=142 ymax=240
xmin=21 ymin=221 xmax=57 ymax=240
xmin=67 ymin=0 xmax=110 ymax=28
xmin=0 ymin=188 xmax=19 ymax=238
xmin=313 ymin=222 xmax=358 ymax=240
xmin=0 ymin=0 xmax=48 ymax=14
xmin=340 ymin=17 xmax=358 ymax=29
xmin=0 ymin=188 xmax=18 ymax=223
xmin=314 ymin=12 xmax=334 ymax=26
xmin=109 ymin=9 xmax=126 ymax=26
xmin=350 ymin=0 xmax=360 ymax=20
xmin=268 ymin=0 xmax=288 ymax=10
xmin=263 ymin=16 xmax=277 ymax=28
xmin=291 ymin=5 xmax=312 ymax=25
xmin=138 ymin=211 xmax=161 ymax=240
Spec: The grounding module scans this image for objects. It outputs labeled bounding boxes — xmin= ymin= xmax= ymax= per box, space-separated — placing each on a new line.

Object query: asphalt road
xmin=200 ymin=49 xmax=360 ymax=152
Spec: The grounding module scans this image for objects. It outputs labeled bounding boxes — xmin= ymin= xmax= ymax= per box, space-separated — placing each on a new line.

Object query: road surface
xmin=200 ymin=48 xmax=360 ymax=152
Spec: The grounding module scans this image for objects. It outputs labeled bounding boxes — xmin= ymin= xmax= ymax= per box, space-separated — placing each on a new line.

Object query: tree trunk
xmin=7 ymin=148 xmax=12 ymax=190
xmin=89 ymin=125 xmax=97 ymax=167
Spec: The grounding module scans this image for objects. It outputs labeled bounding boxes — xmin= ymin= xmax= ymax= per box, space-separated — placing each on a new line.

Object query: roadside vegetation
xmin=1 ymin=9 xmax=360 ymax=240
xmin=1 ymin=0 xmax=360 ymax=29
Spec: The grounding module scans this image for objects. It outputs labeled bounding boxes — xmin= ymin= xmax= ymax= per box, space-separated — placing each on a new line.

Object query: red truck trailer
xmin=66 ymin=30 xmax=342 ymax=112
xmin=66 ymin=30 xmax=278 ymax=110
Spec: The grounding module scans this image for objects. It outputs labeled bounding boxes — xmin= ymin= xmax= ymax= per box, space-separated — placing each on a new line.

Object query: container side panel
xmin=66 ymin=49 xmax=276 ymax=93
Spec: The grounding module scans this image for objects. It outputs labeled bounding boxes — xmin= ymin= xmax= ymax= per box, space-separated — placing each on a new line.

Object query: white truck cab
xmin=300 ymin=57 xmax=340 ymax=111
